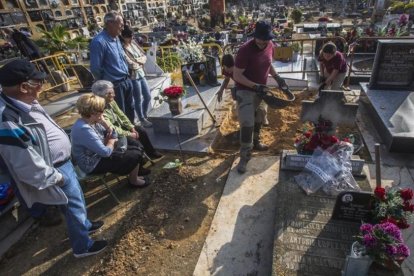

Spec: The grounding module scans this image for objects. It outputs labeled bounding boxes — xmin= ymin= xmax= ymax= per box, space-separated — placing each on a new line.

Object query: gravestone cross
xmin=301 ymin=90 xmax=359 ymax=125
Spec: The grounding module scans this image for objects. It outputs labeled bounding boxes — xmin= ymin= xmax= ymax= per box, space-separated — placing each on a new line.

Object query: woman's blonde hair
xmin=76 ymin=94 xmax=106 ymax=118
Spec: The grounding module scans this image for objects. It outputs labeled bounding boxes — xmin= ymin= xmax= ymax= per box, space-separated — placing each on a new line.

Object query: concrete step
xmin=148 ymin=82 xmax=221 ymax=136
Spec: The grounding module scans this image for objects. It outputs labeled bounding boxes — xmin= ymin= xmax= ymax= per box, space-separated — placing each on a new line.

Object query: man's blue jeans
xmin=114 ymin=79 xmax=135 ymax=123
xmin=132 ymin=77 xmax=151 ymax=120
xmin=57 ymin=161 xmax=93 ymax=254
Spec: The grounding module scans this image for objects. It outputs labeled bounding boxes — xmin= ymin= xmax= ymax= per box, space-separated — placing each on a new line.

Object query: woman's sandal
xmin=128 ymin=175 xmax=151 ymax=188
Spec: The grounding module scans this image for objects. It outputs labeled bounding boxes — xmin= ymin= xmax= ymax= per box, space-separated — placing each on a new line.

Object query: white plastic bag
xmin=295 ymin=142 xmax=360 ymax=195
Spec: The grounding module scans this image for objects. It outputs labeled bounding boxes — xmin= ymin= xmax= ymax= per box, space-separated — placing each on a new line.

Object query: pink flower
xmin=397 ymin=244 xmax=410 ymax=258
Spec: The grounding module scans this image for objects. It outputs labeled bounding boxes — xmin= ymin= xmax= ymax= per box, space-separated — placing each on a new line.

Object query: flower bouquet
xmin=372 ymin=187 xmax=414 ymax=229
xmin=155 ymin=85 xmax=186 ymax=115
xmin=176 ymin=39 xmax=205 ymax=64
xmin=294 ymin=118 xmax=339 ymax=155
xmin=162 ymin=85 xmax=185 ymax=99
xmin=356 ymin=222 xmax=410 ymax=269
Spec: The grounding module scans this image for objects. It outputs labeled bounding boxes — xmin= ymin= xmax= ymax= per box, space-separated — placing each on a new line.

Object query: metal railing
xmin=30 ymin=53 xmax=83 ymax=96
xmin=142 ymin=42 xmax=223 ymax=73
xmin=345 ymin=36 xmax=414 ymax=86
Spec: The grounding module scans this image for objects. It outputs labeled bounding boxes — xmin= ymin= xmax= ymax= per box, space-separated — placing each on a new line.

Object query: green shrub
xmin=157 ymin=52 xmax=181 ymax=73
xmin=290 ymin=9 xmax=303 ymax=24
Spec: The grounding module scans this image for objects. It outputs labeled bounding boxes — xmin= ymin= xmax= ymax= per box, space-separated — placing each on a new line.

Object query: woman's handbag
xmin=114 ymin=135 xmax=128 ymax=153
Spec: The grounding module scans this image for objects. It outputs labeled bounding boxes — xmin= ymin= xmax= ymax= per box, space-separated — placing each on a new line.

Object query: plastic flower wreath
xmin=357 ymin=222 xmax=410 ymax=267
xmin=372 ymin=187 xmax=414 ymax=229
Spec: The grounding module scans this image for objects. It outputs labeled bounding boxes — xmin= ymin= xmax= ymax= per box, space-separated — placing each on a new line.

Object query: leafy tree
xmin=290 ymin=9 xmax=303 ymax=24
xmin=35 ymin=25 xmax=89 ymax=54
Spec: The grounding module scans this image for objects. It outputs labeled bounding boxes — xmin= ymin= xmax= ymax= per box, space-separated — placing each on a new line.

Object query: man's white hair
xmin=104 ymin=11 xmax=122 ymax=25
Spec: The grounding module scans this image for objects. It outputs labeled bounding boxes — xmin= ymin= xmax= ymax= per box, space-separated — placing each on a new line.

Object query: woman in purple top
xmin=318 ymin=42 xmax=347 ymax=90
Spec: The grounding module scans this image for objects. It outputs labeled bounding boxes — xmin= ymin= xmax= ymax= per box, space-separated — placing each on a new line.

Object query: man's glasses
xmin=26 ymin=79 xmax=45 ymax=87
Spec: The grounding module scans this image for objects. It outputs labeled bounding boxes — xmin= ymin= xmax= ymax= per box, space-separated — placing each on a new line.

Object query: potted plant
xmin=372 ymin=187 xmax=414 ymax=229
xmin=355 ymin=222 xmax=410 ymax=270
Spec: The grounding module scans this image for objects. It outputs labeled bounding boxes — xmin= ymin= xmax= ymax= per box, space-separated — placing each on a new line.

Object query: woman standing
xmin=71 ymin=94 xmax=150 ymax=188
xmin=120 ymin=27 xmax=152 ymax=127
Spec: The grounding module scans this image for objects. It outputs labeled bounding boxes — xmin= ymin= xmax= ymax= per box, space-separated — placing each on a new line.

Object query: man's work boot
xmin=253 ymin=123 xmax=268 ymax=151
xmin=253 ymin=141 xmax=269 ymax=151
xmin=237 ymin=149 xmax=252 ymax=174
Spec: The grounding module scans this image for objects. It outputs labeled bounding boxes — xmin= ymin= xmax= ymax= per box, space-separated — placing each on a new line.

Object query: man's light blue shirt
xmin=89 ymin=30 xmax=129 ymax=82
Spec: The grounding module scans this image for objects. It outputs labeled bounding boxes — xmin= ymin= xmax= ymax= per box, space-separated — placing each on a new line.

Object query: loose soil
xmin=0 ymin=89 xmax=369 ymax=275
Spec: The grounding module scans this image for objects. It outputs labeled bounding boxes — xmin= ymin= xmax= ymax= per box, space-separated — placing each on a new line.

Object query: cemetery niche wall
xmin=361 ymin=39 xmax=414 ymax=153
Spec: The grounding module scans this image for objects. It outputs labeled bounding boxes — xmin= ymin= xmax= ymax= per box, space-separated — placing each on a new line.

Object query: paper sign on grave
xmin=301 ymin=90 xmax=358 ymax=126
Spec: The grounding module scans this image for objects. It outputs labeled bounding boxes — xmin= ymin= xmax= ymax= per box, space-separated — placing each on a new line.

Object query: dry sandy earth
xmin=0 ymin=89 xmax=367 ymax=275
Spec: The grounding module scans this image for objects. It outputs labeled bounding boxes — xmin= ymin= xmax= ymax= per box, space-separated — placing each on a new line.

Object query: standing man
xmin=233 ymin=21 xmax=282 ymax=174
xmin=90 ymin=11 xmax=136 ymax=123
xmin=0 ymin=59 xmax=106 ymax=258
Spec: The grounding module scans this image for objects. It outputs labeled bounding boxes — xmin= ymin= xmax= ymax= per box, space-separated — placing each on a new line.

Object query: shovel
xmin=184 ymin=70 xmax=219 ymax=127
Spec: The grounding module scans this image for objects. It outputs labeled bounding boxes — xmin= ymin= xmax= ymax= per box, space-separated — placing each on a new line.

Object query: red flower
xmin=374 ymin=187 xmax=386 ymax=200
xmin=397 ymin=219 xmax=410 ymax=229
xmin=330 ymin=135 xmax=339 ymax=144
xmin=163 ymin=86 xmax=184 ymax=98
xmin=403 ymin=202 xmax=414 ymax=212
xmin=381 ymin=217 xmax=398 ymax=226
xmin=343 ymin=137 xmax=351 ymax=143
xmin=400 ymin=188 xmax=414 ymax=201
xmin=304 ymin=131 xmax=312 ymax=138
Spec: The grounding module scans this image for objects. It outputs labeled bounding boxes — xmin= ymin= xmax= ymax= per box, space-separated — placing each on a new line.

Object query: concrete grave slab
xmin=360 ymin=83 xmax=414 ymax=153
xmin=149 ymin=83 xmax=221 ymax=136
xmin=301 ymin=90 xmax=359 ymax=125
xmin=194 ymin=156 xmax=280 ymax=276
xmin=272 ymin=170 xmax=372 ymax=275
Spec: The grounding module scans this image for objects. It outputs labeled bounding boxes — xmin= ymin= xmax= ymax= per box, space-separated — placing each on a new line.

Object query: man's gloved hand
xmin=274 ymin=74 xmax=288 ymax=90
xmin=253 ymin=84 xmax=270 ymax=96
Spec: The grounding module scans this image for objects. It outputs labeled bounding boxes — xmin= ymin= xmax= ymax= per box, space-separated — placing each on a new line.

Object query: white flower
xmin=176 ymin=39 xmax=205 ymax=64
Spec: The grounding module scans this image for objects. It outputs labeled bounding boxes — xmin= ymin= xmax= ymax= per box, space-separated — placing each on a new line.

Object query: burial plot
xmin=360 ymin=40 xmax=414 ymax=153
xmin=272 ymin=173 xmax=371 ymax=275
xmin=281 ymin=90 xmax=364 ymax=174
xmin=301 ymin=90 xmax=359 ymax=125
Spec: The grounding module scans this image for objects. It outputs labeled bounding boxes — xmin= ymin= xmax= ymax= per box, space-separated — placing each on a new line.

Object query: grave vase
xmin=167 ymin=97 xmax=183 ymax=116
xmin=375 ymin=257 xmax=403 ymax=271
xmin=343 ymin=242 xmax=373 ymax=276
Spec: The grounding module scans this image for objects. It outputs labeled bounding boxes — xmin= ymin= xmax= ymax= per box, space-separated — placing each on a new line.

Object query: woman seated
xmin=91 ymin=80 xmax=162 ymax=160
xmin=318 ymin=42 xmax=347 ymax=91
xmin=71 ymin=94 xmax=150 ymax=188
